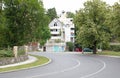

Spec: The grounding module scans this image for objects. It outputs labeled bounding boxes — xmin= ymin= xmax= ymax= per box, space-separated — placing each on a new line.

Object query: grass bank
xmin=0 ymin=55 xmax=50 ymax=73
xmin=98 ymin=51 xmax=120 ymax=56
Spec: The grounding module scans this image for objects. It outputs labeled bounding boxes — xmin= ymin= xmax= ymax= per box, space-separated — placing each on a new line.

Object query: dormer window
xmin=70 ymin=19 xmax=73 ymax=22
xmin=54 ymin=22 xmax=57 ymax=26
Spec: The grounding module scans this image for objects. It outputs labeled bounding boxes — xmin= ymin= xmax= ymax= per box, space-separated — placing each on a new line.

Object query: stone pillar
xmin=13 ymin=46 xmax=18 ymax=58
xmin=24 ymin=46 xmax=28 ymax=55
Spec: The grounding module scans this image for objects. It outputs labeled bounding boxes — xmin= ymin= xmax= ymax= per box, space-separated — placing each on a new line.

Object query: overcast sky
xmin=43 ymin=0 xmax=119 ymax=14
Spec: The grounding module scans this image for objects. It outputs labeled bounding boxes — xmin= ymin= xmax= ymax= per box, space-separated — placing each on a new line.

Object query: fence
xmin=13 ymin=46 xmax=28 ymax=58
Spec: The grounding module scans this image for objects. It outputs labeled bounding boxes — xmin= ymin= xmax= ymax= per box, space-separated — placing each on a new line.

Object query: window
xmin=51 ymin=29 xmax=58 ymax=32
xmin=71 ymin=32 xmax=74 ymax=36
xmin=71 ymin=37 xmax=74 ymax=42
xmin=50 ymin=29 xmax=53 ymax=31
xmin=54 ymin=22 xmax=57 ymax=26
xmin=70 ymin=19 xmax=73 ymax=22
xmin=52 ymin=34 xmax=60 ymax=36
xmin=71 ymin=28 xmax=74 ymax=30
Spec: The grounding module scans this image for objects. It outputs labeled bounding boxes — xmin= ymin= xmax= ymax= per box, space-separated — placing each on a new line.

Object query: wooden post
xmin=13 ymin=46 xmax=18 ymax=58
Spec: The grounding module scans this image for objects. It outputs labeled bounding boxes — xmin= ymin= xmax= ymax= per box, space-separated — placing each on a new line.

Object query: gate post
xmin=13 ymin=46 xmax=18 ymax=58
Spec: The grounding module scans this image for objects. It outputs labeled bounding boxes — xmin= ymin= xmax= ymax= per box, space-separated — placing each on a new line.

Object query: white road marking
xmin=80 ymin=59 xmax=106 ymax=78
xmin=27 ymin=59 xmax=81 ymax=78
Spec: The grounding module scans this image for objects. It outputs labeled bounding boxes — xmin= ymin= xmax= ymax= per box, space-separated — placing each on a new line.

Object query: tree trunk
xmin=93 ymin=41 xmax=97 ymax=54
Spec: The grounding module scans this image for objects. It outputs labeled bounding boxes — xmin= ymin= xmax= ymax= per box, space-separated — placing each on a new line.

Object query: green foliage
xmin=18 ymin=46 xmax=25 ymax=56
xmin=18 ymin=50 xmax=25 ymax=55
xmin=55 ymin=39 xmax=61 ymax=43
xmin=74 ymin=0 xmax=111 ymax=53
xmin=0 ymin=50 xmax=14 ymax=57
xmin=46 ymin=8 xmax=57 ymax=21
xmin=107 ymin=45 xmax=120 ymax=52
xmin=66 ymin=12 xmax=75 ymax=18
xmin=66 ymin=42 xmax=74 ymax=51
xmin=2 ymin=0 xmax=50 ymax=47
xmin=37 ymin=15 xmax=51 ymax=46
xmin=0 ymin=0 xmax=7 ymax=48
xmin=110 ymin=2 xmax=120 ymax=42
xmin=98 ymin=51 xmax=120 ymax=56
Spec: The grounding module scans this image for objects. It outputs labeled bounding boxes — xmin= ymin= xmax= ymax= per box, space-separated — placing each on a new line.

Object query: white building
xmin=59 ymin=11 xmax=75 ymax=42
xmin=49 ymin=18 xmax=65 ymax=41
xmin=45 ymin=18 xmax=66 ymax=52
xmin=45 ymin=12 xmax=75 ymax=52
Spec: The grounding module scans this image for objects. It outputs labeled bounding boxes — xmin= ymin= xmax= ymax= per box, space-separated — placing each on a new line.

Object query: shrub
xmin=18 ymin=49 xmax=25 ymax=55
xmin=0 ymin=50 xmax=14 ymax=57
xmin=66 ymin=42 xmax=74 ymax=51
xmin=110 ymin=45 xmax=120 ymax=52
xmin=55 ymin=39 xmax=61 ymax=43
xmin=18 ymin=46 xmax=26 ymax=56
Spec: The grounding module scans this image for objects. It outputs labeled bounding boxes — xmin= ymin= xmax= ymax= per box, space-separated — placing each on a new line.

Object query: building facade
xmin=45 ymin=18 xmax=65 ymax=52
xmin=45 ymin=12 xmax=75 ymax=52
xmin=49 ymin=18 xmax=65 ymax=41
xmin=59 ymin=12 xmax=75 ymax=43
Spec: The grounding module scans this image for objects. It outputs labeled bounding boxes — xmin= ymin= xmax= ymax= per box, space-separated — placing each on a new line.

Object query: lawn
xmin=98 ymin=51 xmax=120 ymax=56
xmin=0 ymin=55 xmax=50 ymax=73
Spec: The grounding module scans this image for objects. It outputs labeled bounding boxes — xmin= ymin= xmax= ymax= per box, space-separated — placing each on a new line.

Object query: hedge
xmin=109 ymin=45 xmax=120 ymax=52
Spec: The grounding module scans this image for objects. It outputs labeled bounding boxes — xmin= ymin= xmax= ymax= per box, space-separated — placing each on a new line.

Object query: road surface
xmin=0 ymin=52 xmax=120 ymax=78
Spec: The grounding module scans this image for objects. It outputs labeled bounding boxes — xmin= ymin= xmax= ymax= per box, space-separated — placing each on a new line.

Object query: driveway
xmin=0 ymin=52 xmax=120 ymax=78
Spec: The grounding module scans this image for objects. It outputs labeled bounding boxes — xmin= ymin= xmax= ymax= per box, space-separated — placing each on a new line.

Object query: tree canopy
xmin=66 ymin=12 xmax=75 ymax=18
xmin=111 ymin=2 xmax=120 ymax=42
xmin=0 ymin=0 xmax=50 ymax=48
xmin=74 ymin=0 xmax=111 ymax=54
xmin=0 ymin=0 xmax=6 ymax=48
xmin=46 ymin=7 xmax=57 ymax=21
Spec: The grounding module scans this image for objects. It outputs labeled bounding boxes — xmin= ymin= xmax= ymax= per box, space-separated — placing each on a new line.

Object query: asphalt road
xmin=0 ymin=52 xmax=120 ymax=78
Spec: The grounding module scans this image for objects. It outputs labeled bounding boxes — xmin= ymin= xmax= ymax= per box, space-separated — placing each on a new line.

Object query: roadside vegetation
xmin=0 ymin=0 xmax=51 ymax=52
xmin=98 ymin=51 xmax=120 ymax=56
xmin=0 ymin=55 xmax=50 ymax=73
xmin=74 ymin=0 xmax=120 ymax=54
xmin=0 ymin=0 xmax=51 ymax=67
xmin=66 ymin=42 xmax=74 ymax=51
xmin=0 ymin=49 xmax=14 ymax=58
xmin=97 ymin=44 xmax=120 ymax=56
xmin=0 ymin=48 xmax=27 ymax=58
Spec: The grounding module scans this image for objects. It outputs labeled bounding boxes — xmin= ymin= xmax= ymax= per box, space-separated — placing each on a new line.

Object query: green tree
xmin=4 ymin=0 xmax=50 ymax=47
xmin=66 ymin=12 xmax=75 ymax=18
xmin=66 ymin=42 xmax=74 ymax=51
xmin=0 ymin=0 xmax=7 ymax=48
xmin=46 ymin=8 xmax=57 ymax=21
xmin=74 ymin=0 xmax=111 ymax=54
xmin=111 ymin=2 xmax=120 ymax=42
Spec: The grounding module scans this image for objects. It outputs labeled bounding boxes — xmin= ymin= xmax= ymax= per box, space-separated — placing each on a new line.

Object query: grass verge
xmin=98 ymin=51 xmax=120 ymax=56
xmin=0 ymin=55 xmax=50 ymax=73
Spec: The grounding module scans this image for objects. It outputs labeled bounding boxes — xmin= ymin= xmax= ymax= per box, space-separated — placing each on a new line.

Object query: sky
xmin=43 ymin=0 xmax=119 ymax=14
